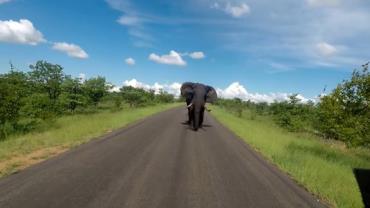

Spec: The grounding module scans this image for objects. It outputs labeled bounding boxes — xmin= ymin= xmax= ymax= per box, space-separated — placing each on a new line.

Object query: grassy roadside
xmin=0 ymin=103 xmax=181 ymax=177
xmin=211 ymin=106 xmax=370 ymax=208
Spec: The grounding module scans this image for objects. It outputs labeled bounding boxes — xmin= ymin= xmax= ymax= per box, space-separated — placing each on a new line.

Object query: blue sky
xmin=0 ymin=0 xmax=369 ymax=102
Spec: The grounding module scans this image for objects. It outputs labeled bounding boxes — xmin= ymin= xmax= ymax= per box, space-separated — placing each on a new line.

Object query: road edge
xmin=207 ymin=111 xmax=330 ymax=208
xmin=0 ymin=104 xmax=183 ymax=179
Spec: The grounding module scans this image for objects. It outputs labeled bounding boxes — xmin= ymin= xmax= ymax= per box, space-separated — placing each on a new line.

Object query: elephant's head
xmin=181 ymin=82 xmax=217 ymax=130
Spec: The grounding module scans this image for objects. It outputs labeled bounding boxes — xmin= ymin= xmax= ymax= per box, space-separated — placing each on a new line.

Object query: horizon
xmin=1 ymin=0 xmax=369 ymax=102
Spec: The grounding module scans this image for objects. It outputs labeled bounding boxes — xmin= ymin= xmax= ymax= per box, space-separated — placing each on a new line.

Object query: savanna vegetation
xmin=212 ymin=63 xmax=370 ymax=207
xmin=0 ymin=60 xmax=176 ymax=140
xmin=215 ymin=63 xmax=369 ymax=148
xmin=0 ymin=60 xmax=179 ymax=176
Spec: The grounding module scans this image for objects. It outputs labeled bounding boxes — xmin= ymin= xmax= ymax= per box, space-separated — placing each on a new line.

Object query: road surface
xmin=0 ymin=107 xmax=324 ymax=208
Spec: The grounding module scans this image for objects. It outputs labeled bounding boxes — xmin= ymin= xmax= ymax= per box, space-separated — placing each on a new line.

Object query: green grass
xmin=211 ymin=106 xmax=370 ymax=208
xmin=0 ymin=103 xmax=180 ymax=177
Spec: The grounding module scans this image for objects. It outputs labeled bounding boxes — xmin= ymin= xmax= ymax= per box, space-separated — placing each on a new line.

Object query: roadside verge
xmin=210 ymin=106 xmax=370 ymax=208
xmin=0 ymin=103 xmax=181 ymax=177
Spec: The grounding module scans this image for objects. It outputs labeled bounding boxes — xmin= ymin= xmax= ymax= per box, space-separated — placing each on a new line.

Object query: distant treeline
xmin=215 ymin=63 xmax=369 ymax=147
xmin=0 ymin=60 xmax=175 ymax=139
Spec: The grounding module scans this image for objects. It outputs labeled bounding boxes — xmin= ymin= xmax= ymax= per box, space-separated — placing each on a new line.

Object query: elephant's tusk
xmin=187 ymin=103 xmax=193 ymax=108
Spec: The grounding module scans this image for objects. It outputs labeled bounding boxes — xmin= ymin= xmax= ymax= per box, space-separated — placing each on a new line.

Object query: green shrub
xmin=317 ymin=63 xmax=369 ymax=147
xmin=155 ymin=91 xmax=175 ymax=103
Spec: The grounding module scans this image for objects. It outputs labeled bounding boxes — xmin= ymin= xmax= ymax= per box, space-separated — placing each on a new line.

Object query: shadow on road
xmin=180 ymin=122 xmax=213 ymax=131
xmin=353 ymin=168 xmax=370 ymax=208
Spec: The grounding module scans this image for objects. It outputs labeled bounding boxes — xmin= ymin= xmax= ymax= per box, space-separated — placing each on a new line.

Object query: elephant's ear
xmin=181 ymin=82 xmax=194 ymax=98
xmin=206 ymin=86 xmax=217 ymax=103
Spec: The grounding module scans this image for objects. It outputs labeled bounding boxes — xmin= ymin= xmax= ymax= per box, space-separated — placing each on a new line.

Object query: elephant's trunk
xmin=192 ymin=101 xmax=204 ymax=131
xmin=193 ymin=110 xmax=200 ymax=131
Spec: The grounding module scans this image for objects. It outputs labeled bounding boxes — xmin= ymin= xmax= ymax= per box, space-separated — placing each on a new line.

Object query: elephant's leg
xmin=187 ymin=109 xmax=192 ymax=124
xmin=199 ymin=107 xmax=205 ymax=127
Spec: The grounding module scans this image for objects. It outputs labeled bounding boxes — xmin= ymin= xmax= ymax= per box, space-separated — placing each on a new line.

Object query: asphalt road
xmin=0 ymin=107 xmax=324 ymax=208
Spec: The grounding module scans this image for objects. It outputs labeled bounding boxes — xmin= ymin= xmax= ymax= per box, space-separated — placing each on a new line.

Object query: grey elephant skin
xmin=180 ymin=82 xmax=217 ymax=131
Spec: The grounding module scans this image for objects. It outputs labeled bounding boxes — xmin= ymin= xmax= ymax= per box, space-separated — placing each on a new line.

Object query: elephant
xmin=180 ymin=82 xmax=217 ymax=131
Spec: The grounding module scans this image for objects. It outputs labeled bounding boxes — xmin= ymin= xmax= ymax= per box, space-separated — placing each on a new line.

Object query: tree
xmin=317 ymin=63 xmax=369 ymax=147
xmin=83 ymin=76 xmax=109 ymax=106
xmin=269 ymin=94 xmax=315 ymax=132
xmin=120 ymin=86 xmax=148 ymax=107
xmin=29 ymin=61 xmax=65 ymax=102
xmin=156 ymin=90 xmax=174 ymax=103
xmin=0 ymin=70 xmax=29 ymax=138
xmin=60 ymin=76 xmax=87 ymax=112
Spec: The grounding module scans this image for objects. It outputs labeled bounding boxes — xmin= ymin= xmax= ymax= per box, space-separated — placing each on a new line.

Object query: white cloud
xmin=149 ymin=50 xmax=186 ymax=66
xmin=189 ymin=51 xmax=205 ymax=59
xmin=0 ymin=19 xmax=45 ymax=45
xmin=110 ymin=86 xmax=120 ymax=92
xmin=225 ymin=3 xmax=250 ymax=18
xmin=52 ymin=42 xmax=89 ymax=59
xmin=78 ymin=73 xmax=86 ymax=82
xmin=121 ymin=78 xmax=182 ymax=96
xmin=125 ymin=57 xmax=135 ymax=65
xmin=217 ymin=82 xmax=248 ymax=100
xmin=124 ymin=79 xmax=150 ymax=89
xmin=316 ymin=42 xmax=338 ymax=57
xmin=117 ymin=15 xmax=140 ymax=26
xmin=213 ymin=2 xmax=250 ymax=18
xmin=217 ymin=82 xmax=310 ymax=103
xmin=166 ymin=82 xmax=182 ymax=97
xmin=306 ymin=0 xmax=340 ymax=7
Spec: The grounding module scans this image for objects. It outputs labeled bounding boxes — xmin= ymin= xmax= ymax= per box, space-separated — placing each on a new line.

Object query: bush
xmin=156 ymin=91 xmax=175 ymax=103
xmin=60 ymin=77 xmax=87 ymax=112
xmin=83 ymin=76 xmax=109 ymax=106
xmin=269 ymin=95 xmax=316 ymax=132
xmin=317 ymin=63 xmax=369 ymax=147
xmin=215 ymin=98 xmax=246 ymax=117
xmin=121 ymin=86 xmax=150 ymax=107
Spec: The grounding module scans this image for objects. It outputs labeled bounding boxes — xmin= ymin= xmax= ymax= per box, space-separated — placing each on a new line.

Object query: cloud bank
xmin=216 ymin=82 xmax=310 ymax=103
xmin=113 ymin=79 xmax=310 ymax=103
xmin=110 ymin=79 xmax=182 ymax=97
